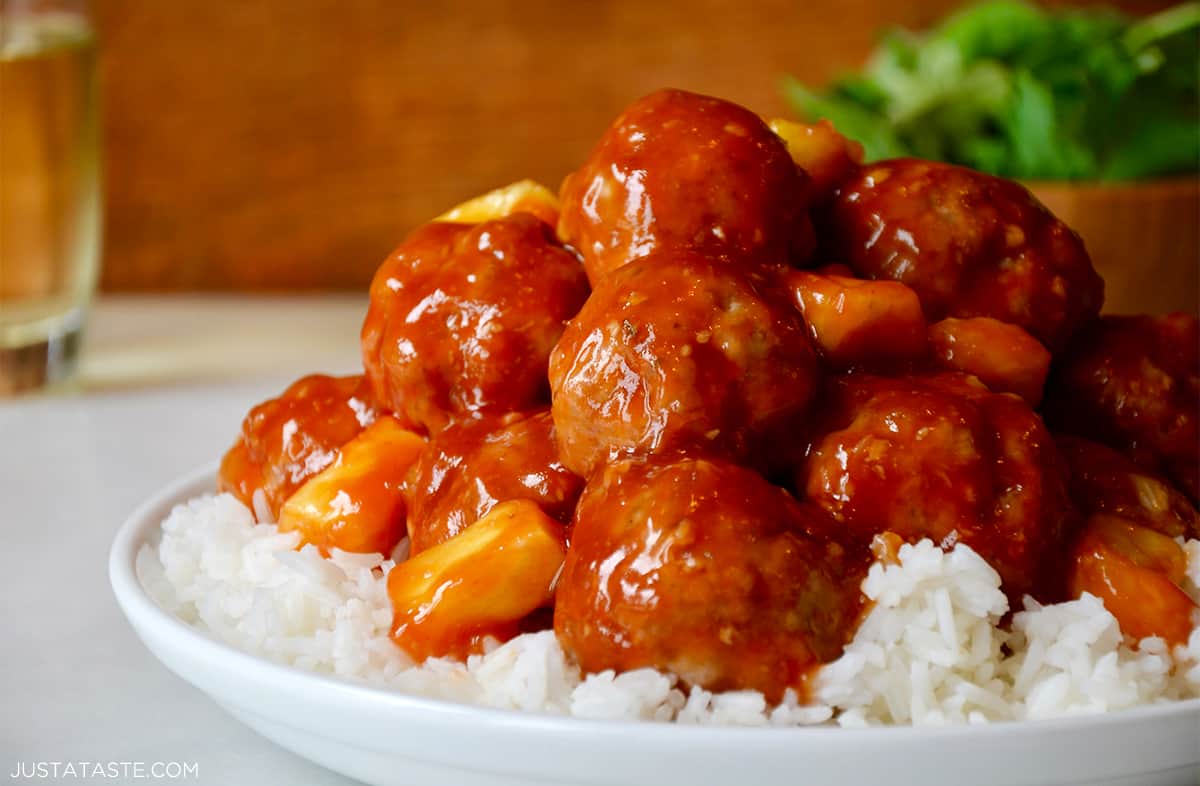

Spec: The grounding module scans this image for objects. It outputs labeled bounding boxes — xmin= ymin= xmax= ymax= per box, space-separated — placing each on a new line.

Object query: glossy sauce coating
xmin=785 ymin=268 xmax=927 ymax=371
xmin=554 ymin=455 xmax=867 ymax=702
xmin=767 ymin=118 xmax=864 ymax=205
xmin=558 ymin=88 xmax=812 ymax=283
xmin=217 ymin=89 xmax=1200 ymax=695
xmin=390 ymin=499 xmax=567 ymax=660
xmin=218 ymin=374 xmax=377 ymax=517
xmin=824 ymin=159 xmax=1103 ymax=352
xmin=549 ymin=250 xmax=820 ymax=478
xmin=404 ymin=409 xmax=583 ymax=554
xmin=799 ymin=372 xmax=1076 ymax=599
xmin=1044 ymin=313 xmax=1199 ymax=504
xmin=278 ymin=417 xmax=425 ymax=555
xmin=435 ymin=179 xmax=560 ymax=228
xmin=361 ymin=213 xmax=590 ymax=434
xmin=928 ymin=317 xmax=1051 ymax=406
xmin=1068 ymin=514 xmax=1197 ymax=645
xmin=1056 ymin=435 xmax=1198 ymax=540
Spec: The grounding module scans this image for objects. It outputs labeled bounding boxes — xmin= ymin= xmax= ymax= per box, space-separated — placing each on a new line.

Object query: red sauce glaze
xmin=217 ymin=374 xmax=377 ymax=518
xmin=549 ymin=249 xmax=821 ymax=479
xmin=823 ymin=159 xmax=1103 ymax=352
xmin=1055 ymin=435 xmax=1199 ymax=540
xmin=798 ymin=372 xmax=1077 ymax=600
xmin=554 ymin=454 xmax=868 ymax=703
xmin=212 ymin=90 xmax=1200 ymax=696
xmin=1068 ymin=514 xmax=1197 ymax=646
xmin=772 ymin=118 xmax=864 ymax=205
xmin=361 ymin=213 xmax=590 ymax=435
xmin=1044 ymin=314 xmax=1199 ymax=504
xmin=927 ymin=317 xmax=1051 ymax=406
xmin=404 ymin=409 xmax=584 ymax=554
xmin=558 ymin=88 xmax=813 ymax=284
xmin=784 ymin=268 xmax=928 ymax=371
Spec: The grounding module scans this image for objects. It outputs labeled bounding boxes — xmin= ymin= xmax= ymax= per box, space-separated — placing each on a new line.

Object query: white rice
xmin=136 ymin=493 xmax=1200 ymax=726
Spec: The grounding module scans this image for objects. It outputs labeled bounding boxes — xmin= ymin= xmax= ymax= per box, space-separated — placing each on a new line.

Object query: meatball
xmin=558 ymin=88 xmax=812 ymax=283
xmin=361 ymin=213 xmax=590 ymax=434
xmin=404 ymin=409 xmax=584 ymax=554
xmin=824 ymin=159 xmax=1103 ymax=352
xmin=798 ymin=372 xmax=1076 ymax=599
xmin=1044 ymin=314 xmax=1200 ymax=503
xmin=1055 ymin=435 xmax=1198 ymax=540
xmin=549 ymin=250 xmax=820 ymax=478
xmin=554 ymin=455 xmax=866 ymax=702
xmin=218 ymin=374 xmax=377 ymax=517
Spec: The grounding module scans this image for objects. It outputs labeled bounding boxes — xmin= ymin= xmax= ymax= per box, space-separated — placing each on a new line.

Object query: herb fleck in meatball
xmin=361 ymin=213 xmax=589 ymax=434
xmin=798 ymin=372 xmax=1076 ymax=600
xmin=549 ymin=250 xmax=820 ymax=478
xmin=555 ymin=454 xmax=866 ymax=702
xmin=824 ymin=159 xmax=1103 ymax=352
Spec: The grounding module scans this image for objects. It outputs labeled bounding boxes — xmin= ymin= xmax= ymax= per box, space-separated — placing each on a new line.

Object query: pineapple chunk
xmin=1068 ymin=514 xmax=1196 ymax=645
xmin=435 ymin=179 xmax=560 ymax=227
xmin=387 ymin=499 xmax=566 ymax=661
xmin=277 ymin=417 xmax=425 ymax=555
xmin=928 ymin=317 xmax=1051 ymax=406
xmin=768 ymin=118 xmax=863 ymax=200
xmin=787 ymin=269 xmax=927 ymax=368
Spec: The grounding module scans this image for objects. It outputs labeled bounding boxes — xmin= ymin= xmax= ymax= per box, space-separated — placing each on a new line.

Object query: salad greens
xmin=783 ymin=1 xmax=1200 ymax=180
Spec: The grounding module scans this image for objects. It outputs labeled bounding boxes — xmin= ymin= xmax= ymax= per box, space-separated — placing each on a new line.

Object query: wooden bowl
xmin=1026 ymin=177 xmax=1199 ymax=316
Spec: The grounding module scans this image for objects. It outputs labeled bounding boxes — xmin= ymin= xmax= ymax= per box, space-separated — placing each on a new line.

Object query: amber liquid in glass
xmin=0 ymin=12 xmax=99 ymax=392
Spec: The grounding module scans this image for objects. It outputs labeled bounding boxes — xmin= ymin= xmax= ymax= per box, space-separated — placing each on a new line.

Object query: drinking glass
xmin=0 ymin=0 xmax=100 ymax=394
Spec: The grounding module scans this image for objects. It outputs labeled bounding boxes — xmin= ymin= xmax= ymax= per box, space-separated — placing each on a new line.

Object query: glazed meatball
xmin=549 ymin=250 xmax=820 ymax=478
xmin=218 ymin=374 xmax=377 ymax=517
xmin=824 ymin=159 xmax=1103 ymax=352
xmin=404 ymin=409 xmax=584 ymax=554
xmin=1044 ymin=314 xmax=1199 ymax=503
xmin=1055 ymin=435 xmax=1198 ymax=540
xmin=554 ymin=455 xmax=866 ymax=702
xmin=798 ymin=372 xmax=1076 ymax=599
xmin=558 ymin=88 xmax=812 ymax=283
xmin=361 ymin=213 xmax=590 ymax=434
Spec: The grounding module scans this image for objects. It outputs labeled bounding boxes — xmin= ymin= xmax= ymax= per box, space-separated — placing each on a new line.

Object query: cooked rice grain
xmin=137 ymin=493 xmax=1200 ymax=726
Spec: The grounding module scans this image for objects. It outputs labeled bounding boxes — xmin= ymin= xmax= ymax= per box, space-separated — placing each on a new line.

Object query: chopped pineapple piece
xmin=928 ymin=317 xmax=1051 ymax=406
xmin=788 ymin=269 xmax=927 ymax=368
xmin=1068 ymin=514 xmax=1196 ymax=646
xmin=435 ymin=179 xmax=560 ymax=227
xmin=768 ymin=118 xmax=863 ymax=200
xmin=277 ymin=417 xmax=425 ymax=556
xmin=387 ymin=499 xmax=566 ymax=661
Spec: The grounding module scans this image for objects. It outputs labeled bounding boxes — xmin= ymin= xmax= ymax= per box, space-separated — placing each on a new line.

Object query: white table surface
xmin=2 ymin=295 xmax=372 ymax=785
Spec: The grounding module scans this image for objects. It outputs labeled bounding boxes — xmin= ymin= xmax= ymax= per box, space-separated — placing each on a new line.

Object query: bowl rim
xmin=109 ymin=462 xmax=1200 ymax=744
xmin=1022 ymin=174 xmax=1200 ymax=193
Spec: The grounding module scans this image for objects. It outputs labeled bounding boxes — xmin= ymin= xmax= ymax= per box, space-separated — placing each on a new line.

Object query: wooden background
xmin=91 ymin=0 xmax=1174 ymax=292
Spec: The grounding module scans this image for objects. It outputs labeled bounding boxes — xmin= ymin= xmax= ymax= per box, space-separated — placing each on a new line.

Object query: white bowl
xmin=110 ymin=465 xmax=1200 ymax=786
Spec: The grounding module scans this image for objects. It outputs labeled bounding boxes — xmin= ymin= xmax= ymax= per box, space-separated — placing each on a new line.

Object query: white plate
xmin=110 ymin=465 xmax=1200 ymax=786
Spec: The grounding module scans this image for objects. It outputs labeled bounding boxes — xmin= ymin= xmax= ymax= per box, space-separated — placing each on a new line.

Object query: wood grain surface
xmin=1029 ymin=178 xmax=1200 ymax=315
xmin=91 ymin=0 xmax=1179 ymax=292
